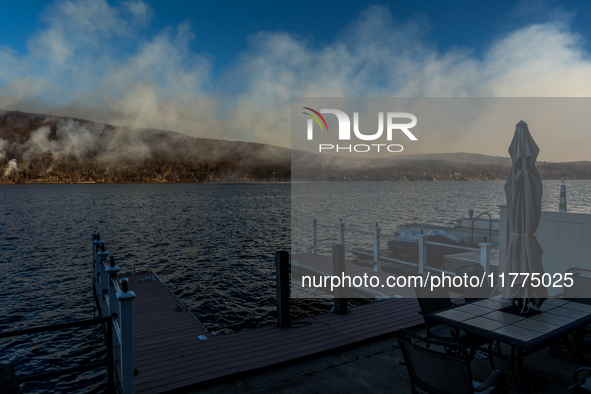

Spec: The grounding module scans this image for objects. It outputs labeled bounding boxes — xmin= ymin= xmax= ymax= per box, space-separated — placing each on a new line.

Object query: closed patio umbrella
xmin=501 ymin=121 xmax=547 ymax=308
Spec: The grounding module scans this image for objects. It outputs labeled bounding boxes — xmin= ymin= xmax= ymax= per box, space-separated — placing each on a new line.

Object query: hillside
xmin=0 ymin=111 xmax=290 ymax=183
xmin=1 ymin=110 xmax=590 ymax=184
xmin=377 ymin=152 xmax=513 ymax=166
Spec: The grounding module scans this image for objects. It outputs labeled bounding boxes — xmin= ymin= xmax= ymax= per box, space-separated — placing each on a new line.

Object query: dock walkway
xmin=118 ymin=265 xmax=423 ymax=393
xmin=114 ymin=271 xmax=207 ymax=393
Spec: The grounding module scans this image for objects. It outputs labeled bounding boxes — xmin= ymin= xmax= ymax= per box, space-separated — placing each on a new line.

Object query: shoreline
xmin=2 ymin=177 xmax=590 ymax=185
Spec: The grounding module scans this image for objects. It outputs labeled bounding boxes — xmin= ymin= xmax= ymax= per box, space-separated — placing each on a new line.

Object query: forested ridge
xmin=1 ymin=110 xmax=589 ymax=184
xmin=0 ymin=111 xmax=290 ymax=183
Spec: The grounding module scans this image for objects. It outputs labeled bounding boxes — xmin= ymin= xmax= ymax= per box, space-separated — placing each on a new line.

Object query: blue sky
xmin=3 ymin=1 xmax=591 ymax=69
xmin=1 ymin=0 xmax=591 ymax=160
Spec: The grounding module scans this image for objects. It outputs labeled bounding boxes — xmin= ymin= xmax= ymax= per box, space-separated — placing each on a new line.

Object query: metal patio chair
xmin=563 ymin=268 xmax=591 ymax=305
xmin=453 ymin=264 xmax=506 ymax=363
xmin=455 ymin=264 xmax=498 ymax=303
xmin=569 ymin=367 xmax=591 ymax=393
xmin=414 ymin=281 xmax=464 ymax=342
xmin=414 ymin=281 xmax=498 ymax=368
xmin=558 ymin=268 xmax=591 ymax=362
xmin=397 ymin=329 xmax=506 ymax=394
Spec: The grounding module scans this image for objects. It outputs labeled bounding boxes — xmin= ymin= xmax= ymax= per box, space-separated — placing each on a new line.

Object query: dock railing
xmin=91 ymin=232 xmax=136 ymax=394
xmin=311 ymin=218 xmax=492 ymax=276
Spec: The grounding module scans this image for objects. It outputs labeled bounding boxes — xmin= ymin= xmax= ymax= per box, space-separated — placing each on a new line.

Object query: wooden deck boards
xmin=133 ymin=298 xmax=423 ymax=394
xmin=117 ymin=264 xmax=425 ymax=394
xmin=113 ymin=271 xmax=207 ymax=393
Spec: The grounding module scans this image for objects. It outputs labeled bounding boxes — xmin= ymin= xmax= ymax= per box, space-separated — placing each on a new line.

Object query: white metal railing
xmin=498 ymin=204 xmax=591 ymax=296
xmin=91 ymin=232 xmax=136 ymax=394
xmin=311 ymin=218 xmax=492 ymax=275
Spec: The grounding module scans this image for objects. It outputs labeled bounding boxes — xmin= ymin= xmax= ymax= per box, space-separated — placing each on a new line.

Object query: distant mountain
xmin=1 ymin=110 xmax=590 ymax=184
xmin=291 ymin=151 xmax=514 ymax=169
xmin=558 ymin=161 xmax=591 ymax=166
xmin=0 ymin=110 xmax=290 ymax=183
xmin=377 ymin=152 xmax=513 ymax=166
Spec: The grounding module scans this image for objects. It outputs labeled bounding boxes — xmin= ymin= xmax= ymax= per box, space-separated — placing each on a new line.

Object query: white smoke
xmin=0 ymin=1 xmax=591 ymax=160
xmin=14 ymin=118 xmax=153 ymax=164
xmin=3 ymin=159 xmax=18 ymax=177
xmin=23 ymin=119 xmax=103 ymax=161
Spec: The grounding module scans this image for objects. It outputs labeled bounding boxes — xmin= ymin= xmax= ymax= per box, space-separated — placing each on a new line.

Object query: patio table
xmin=426 ymin=297 xmax=591 ymax=392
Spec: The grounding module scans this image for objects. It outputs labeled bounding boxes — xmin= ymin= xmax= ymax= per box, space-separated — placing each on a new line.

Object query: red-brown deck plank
xmin=133 ymin=299 xmax=423 ymax=394
xmin=119 ymin=263 xmax=425 ymax=394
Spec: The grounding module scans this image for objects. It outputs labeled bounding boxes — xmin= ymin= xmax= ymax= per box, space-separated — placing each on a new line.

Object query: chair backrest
xmin=397 ymin=329 xmax=475 ymax=394
xmin=564 ymin=268 xmax=591 ymax=305
xmin=414 ymin=280 xmax=452 ymax=315
xmin=455 ymin=264 xmax=495 ymax=302
xmin=571 ymin=367 xmax=591 ymax=393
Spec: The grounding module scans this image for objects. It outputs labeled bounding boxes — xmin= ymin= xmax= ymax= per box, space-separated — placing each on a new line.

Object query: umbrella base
xmin=500 ymin=305 xmax=543 ymax=318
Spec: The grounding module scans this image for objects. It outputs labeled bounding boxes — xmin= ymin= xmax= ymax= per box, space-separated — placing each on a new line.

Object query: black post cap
xmin=120 ymin=277 xmax=129 ymax=292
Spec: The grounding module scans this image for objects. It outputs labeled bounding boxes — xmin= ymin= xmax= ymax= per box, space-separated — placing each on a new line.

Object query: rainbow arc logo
xmin=302 ymin=107 xmax=328 ymax=132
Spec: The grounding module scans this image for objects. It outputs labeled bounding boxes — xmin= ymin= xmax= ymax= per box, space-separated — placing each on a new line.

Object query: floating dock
xmin=90 ymin=229 xmax=429 ymax=394
xmin=113 ymin=271 xmax=208 ymax=393
xmin=105 ymin=266 xmax=423 ymax=393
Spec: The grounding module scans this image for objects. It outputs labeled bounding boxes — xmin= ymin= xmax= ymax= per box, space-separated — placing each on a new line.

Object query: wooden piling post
xmin=372 ymin=223 xmax=381 ymax=272
xmin=337 ymin=219 xmax=345 ymax=245
xmin=332 ymin=244 xmax=347 ymax=315
xmin=276 ymin=251 xmax=290 ymax=328
xmin=311 ymin=218 xmax=318 ymax=254
xmin=417 ymin=234 xmax=426 ymax=276
xmin=559 ymin=177 xmax=567 ymax=212
xmin=479 ymin=241 xmax=492 ymax=277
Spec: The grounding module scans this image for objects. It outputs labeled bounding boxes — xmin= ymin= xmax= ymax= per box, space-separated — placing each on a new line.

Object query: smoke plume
xmin=3 ymin=159 xmax=18 ymax=177
xmin=0 ymin=1 xmax=591 ymax=161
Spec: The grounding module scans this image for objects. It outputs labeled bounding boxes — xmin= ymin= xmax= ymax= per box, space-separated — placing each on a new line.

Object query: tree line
xmin=1 ymin=111 xmax=590 ymax=184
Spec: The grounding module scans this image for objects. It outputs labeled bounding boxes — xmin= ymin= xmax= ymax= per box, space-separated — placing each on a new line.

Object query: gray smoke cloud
xmin=1 ymin=1 xmax=591 ymax=161
xmin=0 ymin=116 xmax=159 ymax=173
xmin=23 ymin=120 xmax=102 ymax=160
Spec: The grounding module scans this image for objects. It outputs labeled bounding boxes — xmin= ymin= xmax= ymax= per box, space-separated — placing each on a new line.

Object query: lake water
xmin=1 ymin=180 xmax=590 ymax=392
xmin=291 ymin=180 xmax=591 ymax=254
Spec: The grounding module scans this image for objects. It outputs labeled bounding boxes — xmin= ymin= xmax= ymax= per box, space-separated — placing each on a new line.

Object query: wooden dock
xmin=113 ymin=271 xmax=208 ymax=393
xmin=91 ymin=222 xmax=497 ymax=393
xmin=115 ymin=263 xmax=424 ymax=393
